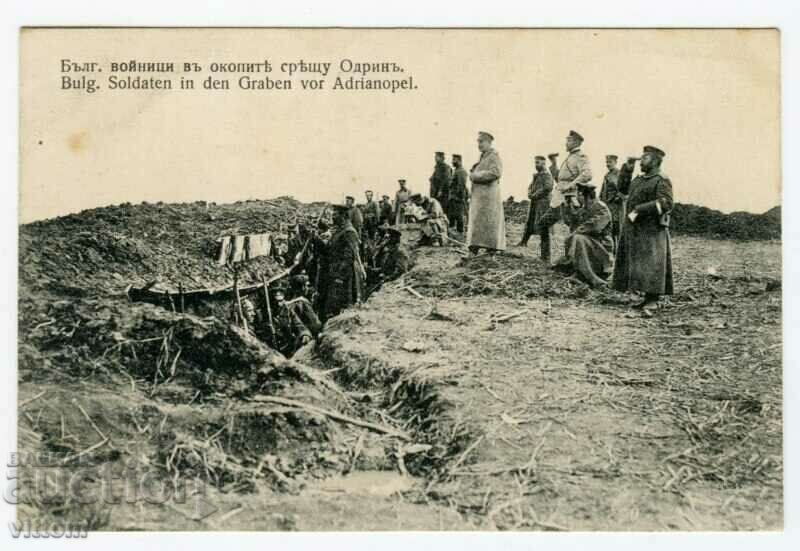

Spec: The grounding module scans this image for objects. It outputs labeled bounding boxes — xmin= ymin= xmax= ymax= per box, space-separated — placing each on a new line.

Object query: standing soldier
xmin=467 ymin=131 xmax=506 ymax=254
xmin=379 ymin=194 xmax=394 ymax=226
xmin=555 ymin=130 xmax=592 ymax=220
xmin=448 ymin=153 xmax=469 ymax=233
xmin=362 ymin=190 xmax=381 ymax=240
xmin=394 ymin=179 xmax=412 ymax=225
xmin=345 ymin=195 xmax=363 ymax=237
xmin=613 ymin=146 xmax=674 ymax=311
xmin=518 ymin=155 xmax=554 ymax=263
xmin=429 ymin=151 xmax=453 ymax=213
xmin=315 ymin=204 xmax=366 ymax=321
xmin=599 ymin=154 xmax=625 ymax=248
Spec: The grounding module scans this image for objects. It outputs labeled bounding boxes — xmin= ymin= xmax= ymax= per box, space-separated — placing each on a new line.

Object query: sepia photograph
xmin=8 ymin=21 xmax=789 ymax=539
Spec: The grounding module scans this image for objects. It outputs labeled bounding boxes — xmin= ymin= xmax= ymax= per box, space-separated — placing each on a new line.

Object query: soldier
xmin=518 ymin=155 xmax=554 ymax=263
xmin=613 ymin=146 xmax=674 ymax=311
xmin=394 ymin=179 xmax=412 ymax=225
xmin=555 ymin=182 xmax=614 ymax=287
xmin=286 ymin=274 xmax=322 ymax=337
xmin=555 ymin=130 xmax=592 ymax=218
xmin=345 ymin=195 xmax=363 ymax=236
xmin=315 ymin=204 xmax=366 ymax=321
xmin=429 ymin=151 xmax=453 ymax=213
xmin=374 ymin=226 xmax=413 ymax=282
xmin=467 ymin=131 xmax=506 ymax=254
xmin=448 ymin=153 xmax=469 ymax=233
xmin=412 ymin=194 xmax=448 ymax=246
xmin=271 ymin=283 xmax=313 ymax=355
xmin=362 ymin=190 xmax=381 ymax=239
xmin=284 ymin=223 xmax=303 ymax=267
xmin=379 ymin=194 xmax=394 ymax=226
xmin=599 ymin=154 xmax=625 ymax=247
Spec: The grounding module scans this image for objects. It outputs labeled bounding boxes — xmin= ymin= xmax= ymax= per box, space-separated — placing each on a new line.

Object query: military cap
xmin=345 ymin=195 xmax=355 ymax=201
xmin=547 ymin=152 xmax=559 ymax=159
xmin=576 ymin=182 xmax=596 ymax=190
xmin=643 ymin=145 xmax=666 ymax=158
xmin=409 ymin=193 xmax=423 ymax=203
xmin=478 ymin=131 xmax=494 ymax=141
xmin=331 ymin=204 xmax=350 ymax=214
xmin=435 ymin=151 xmax=445 ymax=156
xmin=365 ymin=189 xmax=373 ymax=194
xmin=606 ymin=154 xmax=618 ymax=161
xmin=452 ymin=154 xmax=462 ymax=160
xmin=568 ymin=130 xmax=584 ymax=142
xmin=398 ymin=178 xmax=407 ymax=184
xmin=382 ymin=194 xmax=390 ymax=200
xmin=535 ymin=155 xmax=546 ymax=161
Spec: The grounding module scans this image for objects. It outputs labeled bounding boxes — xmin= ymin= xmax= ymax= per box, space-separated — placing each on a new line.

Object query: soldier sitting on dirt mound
xmin=553 ymin=181 xmax=614 ymax=288
xmin=411 ymin=193 xmax=448 ymax=247
xmin=367 ymin=225 xmax=413 ymax=292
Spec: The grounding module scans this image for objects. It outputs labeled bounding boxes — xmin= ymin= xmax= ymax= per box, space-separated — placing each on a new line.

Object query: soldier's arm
xmin=617 ymin=163 xmax=634 ymax=194
xmin=571 ymin=154 xmax=592 ymax=186
xmin=634 ymin=177 xmax=674 ymax=217
xmin=527 ymin=177 xmax=536 ymax=200
xmin=470 ymin=153 xmax=502 ymax=183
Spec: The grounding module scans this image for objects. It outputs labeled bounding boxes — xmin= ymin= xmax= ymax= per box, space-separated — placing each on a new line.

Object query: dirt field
xmin=17 ymin=201 xmax=781 ymax=531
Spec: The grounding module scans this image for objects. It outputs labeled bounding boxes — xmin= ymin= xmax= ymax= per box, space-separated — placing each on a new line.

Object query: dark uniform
xmin=613 ymin=147 xmax=674 ymax=297
xmin=273 ymin=302 xmax=312 ymax=355
xmin=429 ymin=155 xmax=453 ymax=212
xmin=285 ymin=296 xmax=322 ymax=337
xmin=362 ymin=199 xmax=381 ymax=239
xmin=448 ymin=164 xmax=469 ymax=233
xmin=316 ymin=209 xmax=365 ymax=321
xmin=600 ymin=165 xmax=625 ymax=244
xmin=379 ymin=198 xmax=393 ymax=226
xmin=521 ymin=167 xmax=554 ymax=262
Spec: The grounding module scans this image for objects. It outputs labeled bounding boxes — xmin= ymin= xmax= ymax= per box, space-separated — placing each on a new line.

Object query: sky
xmin=19 ymin=28 xmax=780 ymax=223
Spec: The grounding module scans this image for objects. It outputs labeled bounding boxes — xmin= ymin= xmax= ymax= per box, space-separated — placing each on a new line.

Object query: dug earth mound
xmin=17 ymin=199 xmax=782 ymax=530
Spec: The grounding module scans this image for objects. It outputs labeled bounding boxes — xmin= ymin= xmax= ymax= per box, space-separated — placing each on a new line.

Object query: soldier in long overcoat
xmin=467 ymin=131 xmax=506 ymax=253
xmin=612 ymin=145 xmax=674 ymax=310
xmin=599 ymin=154 xmax=625 ymax=247
xmin=315 ymin=205 xmax=366 ymax=321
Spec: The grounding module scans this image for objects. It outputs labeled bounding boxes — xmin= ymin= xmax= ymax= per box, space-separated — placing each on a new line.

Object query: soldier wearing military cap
xmin=269 ymin=282 xmax=313 ymax=354
xmin=599 ymin=154 xmax=625 ymax=247
xmin=613 ymin=145 xmax=674 ymax=310
xmin=467 ymin=131 xmax=506 ymax=253
xmin=519 ymin=155 xmax=554 ymax=263
xmin=448 ymin=153 xmax=470 ymax=233
xmin=379 ymin=194 xmax=394 ymax=226
xmin=555 ymin=181 xmax=614 ymax=287
xmin=345 ymin=195 xmax=364 ymax=237
xmin=314 ymin=203 xmax=366 ymax=321
xmin=429 ymin=151 xmax=453 ymax=213
xmin=394 ymin=179 xmax=413 ymax=224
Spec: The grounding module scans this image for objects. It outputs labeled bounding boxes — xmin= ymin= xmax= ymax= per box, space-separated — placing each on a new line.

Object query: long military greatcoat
xmin=613 ymin=164 xmax=674 ymax=295
xmin=563 ymin=200 xmax=614 ymax=286
xmin=467 ymin=148 xmax=506 ymax=251
xmin=429 ymin=161 xmax=453 ymax=210
xmin=316 ymin=221 xmax=364 ymax=321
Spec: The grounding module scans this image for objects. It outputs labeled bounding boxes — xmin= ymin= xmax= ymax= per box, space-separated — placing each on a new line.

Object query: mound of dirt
xmin=502 ymin=200 xmax=781 ymax=241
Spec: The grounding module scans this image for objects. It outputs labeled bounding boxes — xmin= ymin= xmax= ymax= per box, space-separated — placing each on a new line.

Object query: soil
xmin=17 ymin=199 xmax=781 ymax=531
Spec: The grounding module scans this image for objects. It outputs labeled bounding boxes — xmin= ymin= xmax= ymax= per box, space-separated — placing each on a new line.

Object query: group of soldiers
xmin=513 ymin=130 xmax=674 ymax=311
xmin=235 ymin=128 xmax=675 ymax=354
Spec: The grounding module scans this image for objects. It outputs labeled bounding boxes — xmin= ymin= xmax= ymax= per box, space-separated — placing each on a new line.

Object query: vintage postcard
xmin=15 ymin=27 xmax=781 ymax=533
